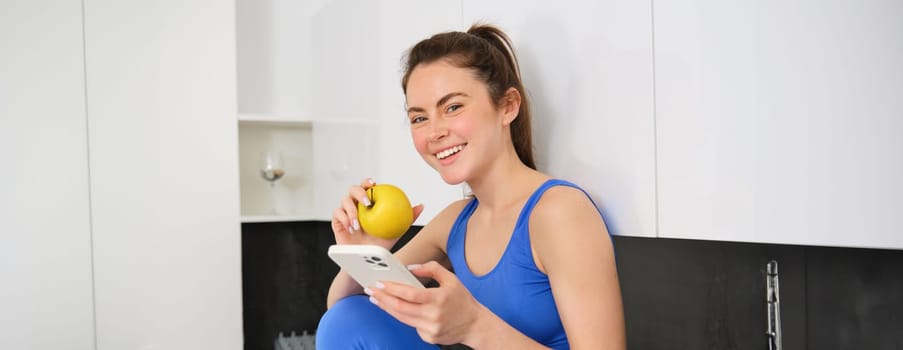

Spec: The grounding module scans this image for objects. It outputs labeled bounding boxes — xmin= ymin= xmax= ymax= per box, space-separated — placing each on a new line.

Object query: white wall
xmin=84 ymin=1 xmax=243 ymax=349
xmin=0 ymin=2 xmax=96 ymax=349
xmin=308 ymin=0 xmax=464 ymax=224
xmin=2 ymin=1 xmax=243 ymax=349
xmin=462 ymin=0 xmax=657 ymax=237
xmin=375 ymin=0 xmax=465 ymax=224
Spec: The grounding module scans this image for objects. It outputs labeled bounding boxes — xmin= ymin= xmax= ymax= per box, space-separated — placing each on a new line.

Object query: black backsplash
xmin=242 ymin=222 xmax=903 ymax=350
xmin=241 ymin=221 xmax=422 ymax=350
xmin=241 ymin=221 xmax=336 ymax=350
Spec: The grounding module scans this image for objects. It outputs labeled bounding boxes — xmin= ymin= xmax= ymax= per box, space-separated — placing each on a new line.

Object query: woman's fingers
xmin=410 ymin=261 xmax=456 ymax=286
xmin=331 ymin=207 xmax=350 ymax=235
xmin=340 ymin=194 xmax=360 ymax=233
xmin=381 ymin=281 xmax=431 ymax=304
xmin=370 ymin=294 xmax=422 ymax=330
xmin=349 ymin=185 xmax=371 ymax=208
xmin=341 ymin=178 xmax=375 ymax=235
xmin=367 ymin=284 xmax=430 ymax=325
xmin=360 ymin=177 xmax=376 ymax=189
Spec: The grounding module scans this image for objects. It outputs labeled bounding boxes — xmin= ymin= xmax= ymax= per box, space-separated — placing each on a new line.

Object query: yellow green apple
xmin=357 ymin=184 xmax=414 ymax=239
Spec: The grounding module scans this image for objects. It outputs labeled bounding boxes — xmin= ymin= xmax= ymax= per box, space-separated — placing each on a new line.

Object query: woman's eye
xmin=446 ymin=104 xmax=461 ymax=113
xmin=410 ymin=115 xmax=427 ymax=124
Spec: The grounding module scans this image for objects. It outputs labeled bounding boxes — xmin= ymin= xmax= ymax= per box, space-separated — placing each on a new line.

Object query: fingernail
xmin=362 ymin=197 xmax=372 ymax=207
xmin=363 ymin=287 xmax=373 ymax=296
xmin=353 ymin=219 xmax=360 ymax=231
xmin=407 ymin=264 xmax=422 ymax=270
xmin=368 ymin=178 xmax=376 ymax=185
xmin=348 ymin=226 xmax=355 ymax=234
xmin=374 ymin=281 xmax=385 ymax=290
xmin=369 ymin=296 xmax=379 ymax=305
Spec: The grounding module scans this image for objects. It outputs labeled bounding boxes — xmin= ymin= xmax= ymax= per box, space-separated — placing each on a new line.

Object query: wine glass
xmin=260 ymin=151 xmax=285 ymax=214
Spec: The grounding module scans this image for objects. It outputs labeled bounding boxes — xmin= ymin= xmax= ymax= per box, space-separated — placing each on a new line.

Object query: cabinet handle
xmin=766 ymin=260 xmax=782 ymax=350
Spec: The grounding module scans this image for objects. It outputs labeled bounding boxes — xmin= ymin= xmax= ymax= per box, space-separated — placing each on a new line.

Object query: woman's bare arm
xmin=530 ymin=186 xmax=626 ymax=349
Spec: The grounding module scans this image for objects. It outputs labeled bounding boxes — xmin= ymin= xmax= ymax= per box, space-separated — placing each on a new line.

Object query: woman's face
xmin=405 ymin=60 xmax=507 ymax=185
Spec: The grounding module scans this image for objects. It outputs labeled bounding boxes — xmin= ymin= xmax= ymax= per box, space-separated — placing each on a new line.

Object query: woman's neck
xmin=467 ymin=154 xmax=546 ymax=211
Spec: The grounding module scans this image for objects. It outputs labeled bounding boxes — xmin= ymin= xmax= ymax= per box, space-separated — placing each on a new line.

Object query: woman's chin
xmin=438 ymin=171 xmax=467 ymax=186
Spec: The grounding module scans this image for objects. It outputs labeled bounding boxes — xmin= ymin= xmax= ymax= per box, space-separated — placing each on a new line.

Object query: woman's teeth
xmin=436 ymin=144 xmax=465 ymax=160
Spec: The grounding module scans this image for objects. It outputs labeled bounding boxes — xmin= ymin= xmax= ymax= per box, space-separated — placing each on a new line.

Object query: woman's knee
xmin=316 ymin=295 xmax=437 ymax=350
xmin=318 ymin=295 xmax=381 ymax=337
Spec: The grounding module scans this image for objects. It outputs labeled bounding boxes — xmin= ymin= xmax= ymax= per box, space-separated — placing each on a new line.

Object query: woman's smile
xmin=435 ymin=143 xmax=467 ymax=161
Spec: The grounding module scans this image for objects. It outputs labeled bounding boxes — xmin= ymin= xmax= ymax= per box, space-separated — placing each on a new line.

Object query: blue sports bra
xmin=446 ymin=179 xmax=606 ymax=349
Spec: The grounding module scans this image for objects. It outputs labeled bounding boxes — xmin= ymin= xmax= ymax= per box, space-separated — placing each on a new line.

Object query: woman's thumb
xmin=412 ymin=203 xmax=425 ymax=223
xmin=409 ymin=261 xmax=453 ymax=284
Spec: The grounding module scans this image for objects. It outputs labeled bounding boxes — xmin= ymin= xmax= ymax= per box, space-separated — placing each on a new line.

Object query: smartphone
xmin=327 ymin=244 xmax=425 ymax=289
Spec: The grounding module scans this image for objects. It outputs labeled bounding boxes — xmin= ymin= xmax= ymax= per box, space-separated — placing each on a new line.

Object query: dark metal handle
xmin=766 ymin=260 xmax=782 ymax=350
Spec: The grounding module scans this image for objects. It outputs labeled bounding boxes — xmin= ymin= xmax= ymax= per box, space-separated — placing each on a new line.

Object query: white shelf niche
xmin=238 ymin=119 xmax=316 ymax=221
xmin=238 ymin=113 xmax=312 ymax=124
xmin=240 ymin=214 xmax=318 ymax=223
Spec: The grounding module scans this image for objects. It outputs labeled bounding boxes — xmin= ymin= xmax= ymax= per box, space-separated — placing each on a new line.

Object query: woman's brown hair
xmin=401 ymin=24 xmax=536 ymax=170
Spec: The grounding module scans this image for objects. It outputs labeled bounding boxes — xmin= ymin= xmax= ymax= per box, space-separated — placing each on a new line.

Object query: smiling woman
xmin=317 ymin=23 xmax=625 ymax=350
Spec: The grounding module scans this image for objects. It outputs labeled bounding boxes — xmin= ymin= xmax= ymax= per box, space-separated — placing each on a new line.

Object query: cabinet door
xmin=462 ymin=0 xmax=657 ymax=237
xmin=655 ymin=0 xmax=903 ymax=248
xmin=237 ymin=0 xmax=317 ymax=119
xmin=0 ymin=2 xmax=95 ymax=349
xmin=84 ymin=1 xmax=243 ymax=349
xmin=310 ymin=0 xmax=464 ymax=224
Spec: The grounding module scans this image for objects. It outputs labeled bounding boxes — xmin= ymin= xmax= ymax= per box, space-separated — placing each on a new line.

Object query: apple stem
xmin=366 ymin=187 xmax=375 ymax=208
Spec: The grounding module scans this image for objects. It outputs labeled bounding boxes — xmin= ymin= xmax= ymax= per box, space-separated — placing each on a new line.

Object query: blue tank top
xmin=446 ymin=179 xmax=604 ymax=349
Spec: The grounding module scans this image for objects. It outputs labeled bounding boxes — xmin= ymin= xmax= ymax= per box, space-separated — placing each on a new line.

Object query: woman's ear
xmin=500 ymin=87 xmax=522 ymax=126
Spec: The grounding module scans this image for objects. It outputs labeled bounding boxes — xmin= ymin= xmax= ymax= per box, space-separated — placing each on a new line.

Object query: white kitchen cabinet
xmin=235 ymin=0 xmax=387 ymax=222
xmin=461 ymin=0 xmax=657 ymax=237
xmin=654 ymin=0 xmax=903 ymax=249
xmin=0 ymin=2 xmax=95 ymax=349
xmin=84 ymin=1 xmax=243 ymax=349
xmin=237 ymin=0 xmax=322 ymax=120
xmin=236 ymin=0 xmax=323 ymax=221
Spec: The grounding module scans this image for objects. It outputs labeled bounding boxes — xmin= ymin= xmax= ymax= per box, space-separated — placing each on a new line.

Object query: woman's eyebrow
xmin=407 ymin=92 xmax=469 ymax=114
xmin=436 ymin=92 xmax=467 ymax=107
xmin=406 ymin=105 xmax=426 ymax=114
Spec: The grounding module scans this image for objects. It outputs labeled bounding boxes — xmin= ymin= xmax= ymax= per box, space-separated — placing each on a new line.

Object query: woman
xmin=317 ymin=24 xmax=625 ymax=349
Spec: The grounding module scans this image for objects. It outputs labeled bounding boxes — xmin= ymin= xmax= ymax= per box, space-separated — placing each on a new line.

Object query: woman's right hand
xmin=330 ymin=178 xmax=424 ymax=250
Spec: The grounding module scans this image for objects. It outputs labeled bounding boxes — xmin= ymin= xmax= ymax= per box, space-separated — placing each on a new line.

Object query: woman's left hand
xmin=365 ymin=261 xmax=484 ymax=345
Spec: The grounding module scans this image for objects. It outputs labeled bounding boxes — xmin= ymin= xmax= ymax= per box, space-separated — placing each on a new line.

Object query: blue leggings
xmin=316 ymin=295 xmax=440 ymax=349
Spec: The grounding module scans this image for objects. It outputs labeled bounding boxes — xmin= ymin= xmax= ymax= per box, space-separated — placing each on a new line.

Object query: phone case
xmin=327 ymin=244 xmax=425 ymax=289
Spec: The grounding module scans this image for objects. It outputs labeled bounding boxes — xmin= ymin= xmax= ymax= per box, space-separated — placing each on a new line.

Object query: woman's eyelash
xmin=410 ymin=116 xmax=427 ymax=124
xmin=446 ymin=104 xmax=461 ymax=112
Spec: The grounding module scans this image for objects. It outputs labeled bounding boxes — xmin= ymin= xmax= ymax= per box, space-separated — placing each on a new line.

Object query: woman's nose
xmin=429 ymin=120 xmax=449 ymax=141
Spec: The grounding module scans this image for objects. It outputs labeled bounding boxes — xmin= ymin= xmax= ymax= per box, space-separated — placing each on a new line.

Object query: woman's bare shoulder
xmin=529 ymin=184 xmax=608 ymax=244
xmin=534 ymin=184 xmax=599 ymax=218
xmin=528 ymin=183 xmax=612 ymax=274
